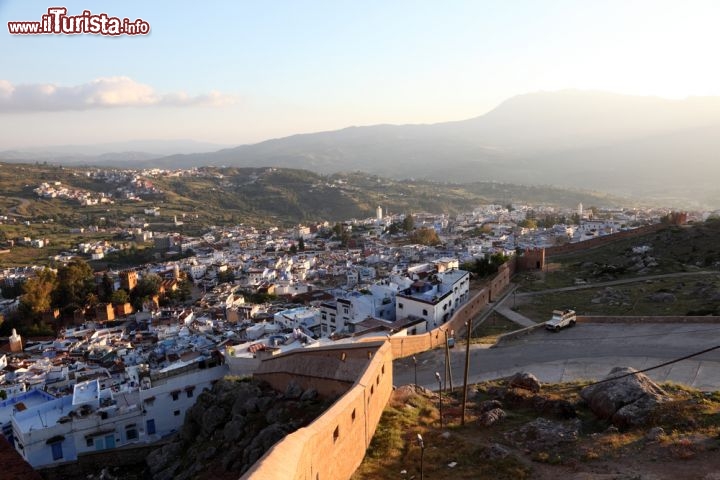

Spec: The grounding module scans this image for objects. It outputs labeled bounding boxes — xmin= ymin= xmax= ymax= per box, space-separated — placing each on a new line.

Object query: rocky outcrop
xmin=145 ymin=378 xmax=332 ymax=480
xmin=505 ymin=417 xmax=581 ymax=451
xmin=479 ymin=408 xmax=506 ymax=427
xmin=580 ymin=366 xmax=669 ymax=427
xmin=478 ymin=399 xmax=503 ymax=413
xmin=647 ymin=292 xmax=676 ymax=303
xmin=591 ymin=287 xmax=631 ymax=306
xmin=486 ymin=376 xmax=577 ymax=420
xmin=508 ymin=372 xmax=541 ymax=393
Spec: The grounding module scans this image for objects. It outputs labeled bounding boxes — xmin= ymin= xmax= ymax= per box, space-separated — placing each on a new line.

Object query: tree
xmin=298 ymin=236 xmax=305 ymax=251
xmin=402 ymin=214 xmax=414 ymax=233
xmin=332 ymin=223 xmax=344 ymax=237
xmin=110 ymin=289 xmax=130 ymax=305
xmin=289 ymin=244 xmax=298 ymax=254
xmin=518 ymin=219 xmax=538 ymax=229
xmin=135 ymin=273 xmax=161 ymax=298
xmin=20 ymin=268 xmax=57 ymax=318
xmin=131 ymin=273 xmax=162 ymax=310
xmin=99 ymin=272 xmax=114 ymax=302
xmin=461 ymin=252 xmax=510 ymax=278
xmin=177 ymin=279 xmax=192 ymax=302
xmin=54 ymin=259 xmax=95 ymax=311
xmin=217 ymin=270 xmax=235 ymax=284
xmin=410 ymin=227 xmax=441 ymax=246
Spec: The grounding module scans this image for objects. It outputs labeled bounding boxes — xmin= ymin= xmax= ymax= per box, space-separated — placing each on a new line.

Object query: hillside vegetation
xmin=516 ymin=220 xmax=720 ymax=320
xmin=0 ymin=163 xmax=629 ymax=230
xmin=353 ymin=379 xmax=720 ymax=480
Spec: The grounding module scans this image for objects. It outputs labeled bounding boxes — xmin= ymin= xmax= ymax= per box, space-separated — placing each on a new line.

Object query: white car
xmin=545 ymin=309 xmax=576 ymax=331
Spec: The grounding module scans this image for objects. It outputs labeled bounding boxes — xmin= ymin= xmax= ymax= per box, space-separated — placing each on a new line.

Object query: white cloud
xmin=0 ymin=77 xmax=236 ymax=112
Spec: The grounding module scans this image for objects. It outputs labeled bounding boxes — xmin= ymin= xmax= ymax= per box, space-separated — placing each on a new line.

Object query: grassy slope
xmin=353 ymin=381 xmax=720 ymax=480
xmin=516 ymin=221 xmax=720 ymax=320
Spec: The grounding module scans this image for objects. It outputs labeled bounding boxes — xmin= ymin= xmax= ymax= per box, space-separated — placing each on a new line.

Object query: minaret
xmin=577 ymin=203 xmax=583 ymax=218
xmin=9 ymin=328 xmax=22 ymax=353
xmin=376 ymin=206 xmax=383 ymax=221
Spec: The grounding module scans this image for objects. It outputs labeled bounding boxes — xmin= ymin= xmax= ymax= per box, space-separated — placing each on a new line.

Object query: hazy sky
xmin=2 ymin=0 xmax=720 ymax=149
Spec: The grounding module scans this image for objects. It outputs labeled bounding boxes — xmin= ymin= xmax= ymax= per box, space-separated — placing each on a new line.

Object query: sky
xmin=2 ymin=0 xmax=720 ymax=149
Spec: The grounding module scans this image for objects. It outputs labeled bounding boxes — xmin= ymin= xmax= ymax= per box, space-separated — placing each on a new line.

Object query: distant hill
xmin=0 ymin=139 xmax=229 ymax=166
xmin=5 ymin=91 xmax=720 ymax=207
xmin=0 ymin=163 xmax=629 ymax=228
xmin=146 ymin=91 xmax=720 ymax=207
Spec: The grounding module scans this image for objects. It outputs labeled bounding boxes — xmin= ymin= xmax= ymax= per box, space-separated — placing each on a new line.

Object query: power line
xmin=548 ymin=344 xmax=720 ymax=392
xmin=582 ymin=344 xmax=720 ymax=388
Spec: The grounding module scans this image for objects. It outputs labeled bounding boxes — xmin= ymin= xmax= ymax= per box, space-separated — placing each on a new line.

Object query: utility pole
xmin=412 ymin=355 xmax=417 ymax=388
xmin=444 ymin=330 xmax=453 ymax=393
xmin=461 ymin=316 xmax=472 ymax=425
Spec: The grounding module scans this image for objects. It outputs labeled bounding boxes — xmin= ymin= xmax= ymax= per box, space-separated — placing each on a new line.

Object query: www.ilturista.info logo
xmin=8 ymin=7 xmax=150 ymax=35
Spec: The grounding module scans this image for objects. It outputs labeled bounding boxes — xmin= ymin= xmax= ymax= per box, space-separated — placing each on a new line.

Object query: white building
xmin=274 ymin=307 xmax=319 ymax=330
xmin=12 ymin=358 xmax=228 ymax=469
xmin=395 ymin=269 xmax=470 ymax=330
xmin=319 ymin=284 xmax=397 ymax=336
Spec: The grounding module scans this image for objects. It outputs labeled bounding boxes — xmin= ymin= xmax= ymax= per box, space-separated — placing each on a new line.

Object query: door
xmin=146 ymin=419 xmax=156 ymax=435
xmin=105 ymin=434 xmax=116 ymax=449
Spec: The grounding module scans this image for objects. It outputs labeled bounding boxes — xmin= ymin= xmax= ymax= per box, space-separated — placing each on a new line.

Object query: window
xmin=171 ymin=391 xmax=180 ymax=401
xmin=86 ymin=438 xmax=93 ymax=447
xmin=333 ymin=426 xmax=339 ymax=443
xmin=351 ymin=409 xmax=356 ymax=422
xmin=422 ymin=309 xmax=428 ymax=316
xmin=126 ymin=426 xmax=138 ymax=441
xmin=51 ymin=441 xmax=63 ymax=461
xmin=174 ymin=410 xmax=180 ymax=416
xmin=398 ymin=303 xmax=403 ymax=309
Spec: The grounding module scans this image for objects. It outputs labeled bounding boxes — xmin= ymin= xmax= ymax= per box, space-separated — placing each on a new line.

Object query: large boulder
xmin=507 ymin=372 xmax=541 ymax=393
xmin=580 ymin=366 xmax=669 ymax=427
xmin=479 ymin=408 xmax=506 ymax=427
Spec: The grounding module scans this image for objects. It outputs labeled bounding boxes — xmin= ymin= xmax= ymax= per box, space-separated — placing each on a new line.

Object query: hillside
xmin=353 ymin=377 xmax=720 ymax=480
xmin=6 ymin=92 xmax=720 ymax=207
xmin=0 ymin=163 xmax=629 ymax=230
xmin=143 ymin=91 xmax=720 ymax=207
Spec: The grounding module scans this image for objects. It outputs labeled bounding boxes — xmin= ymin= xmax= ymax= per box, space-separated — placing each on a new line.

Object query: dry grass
xmin=353 ymin=379 xmax=720 ymax=480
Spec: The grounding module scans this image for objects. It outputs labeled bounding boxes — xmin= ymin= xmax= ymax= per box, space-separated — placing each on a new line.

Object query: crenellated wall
xmin=242 ymin=340 xmax=394 ymax=480
xmin=242 ymin=263 xmax=515 ymax=480
xmin=545 ymin=224 xmax=666 ymax=257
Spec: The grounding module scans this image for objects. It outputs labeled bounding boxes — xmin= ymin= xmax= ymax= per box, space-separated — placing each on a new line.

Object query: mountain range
xmin=4 ymin=90 xmax=720 ymax=207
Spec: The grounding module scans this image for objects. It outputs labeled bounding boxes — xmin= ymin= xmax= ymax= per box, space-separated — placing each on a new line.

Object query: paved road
xmin=394 ymin=323 xmax=720 ymax=392
xmin=6 ymin=196 xmax=31 ymax=217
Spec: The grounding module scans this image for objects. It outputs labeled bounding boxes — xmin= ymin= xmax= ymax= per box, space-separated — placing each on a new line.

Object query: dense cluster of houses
xmin=0 ymin=200 xmax=686 ymax=470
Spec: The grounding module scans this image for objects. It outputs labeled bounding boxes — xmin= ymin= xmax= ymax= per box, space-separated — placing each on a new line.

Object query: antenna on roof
xmin=38 ymin=410 xmax=47 ymax=428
